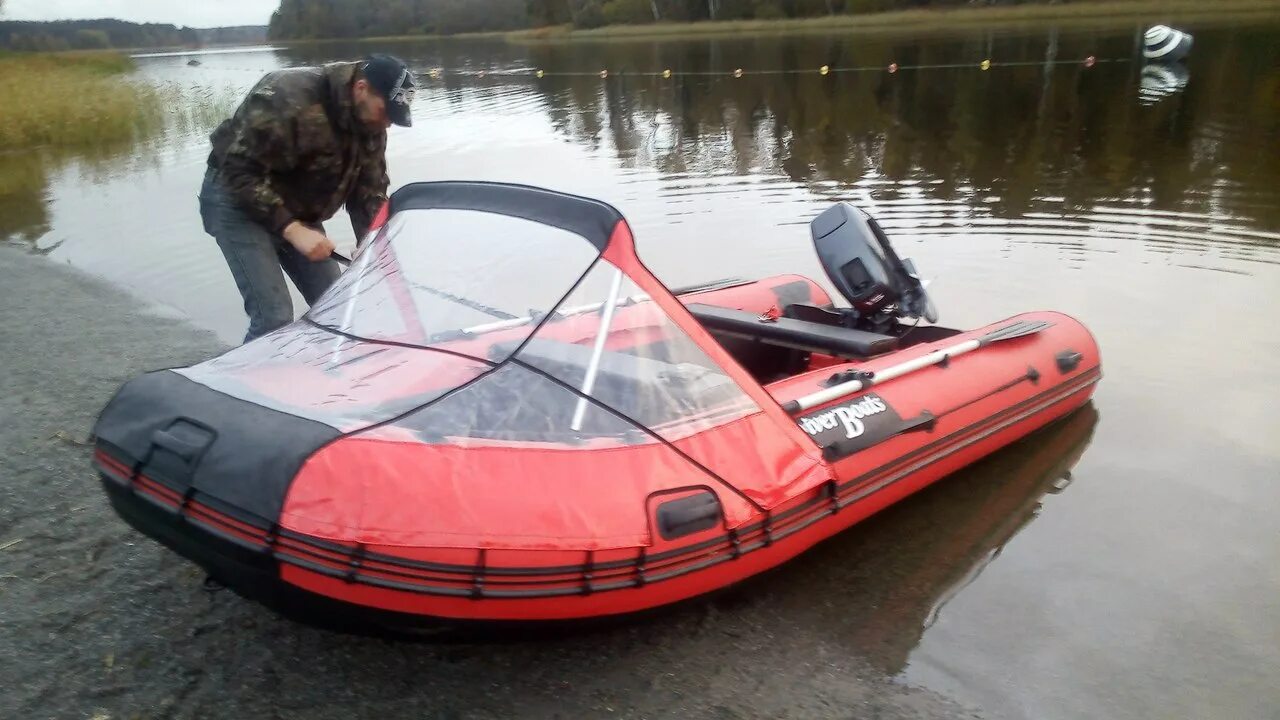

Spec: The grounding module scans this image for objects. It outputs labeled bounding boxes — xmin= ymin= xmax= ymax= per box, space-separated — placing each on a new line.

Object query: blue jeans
xmin=198 ymin=168 xmax=340 ymax=343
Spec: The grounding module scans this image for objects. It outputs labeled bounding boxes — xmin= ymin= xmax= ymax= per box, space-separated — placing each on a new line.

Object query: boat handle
xmin=150 ymin=429 xmax=205 ymax=461
xmin=656 ymin=491 xmax=722 ymax=540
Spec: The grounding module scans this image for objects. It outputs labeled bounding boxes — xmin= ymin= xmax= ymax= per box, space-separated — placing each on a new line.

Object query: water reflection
xmin=257 ymin=25 xmax=1278 ymax=293
xmin=261 ymin=24 xmax=1280 ymax=284
xmin=0 ymin=151 xmax=53 ymax=246
xmin=482 ymin=25 xmax=1279 ymax=246
xmin=1139 ymin=63 xmax=1190 ymax=105
xmin=0 ymin=141 xmax=166 ymax=251
xmin=749 ymin=403 xmax=1099 ymax=676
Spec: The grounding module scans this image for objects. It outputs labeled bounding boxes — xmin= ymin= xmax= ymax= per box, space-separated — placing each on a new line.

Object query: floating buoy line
xmin=442 ymin=55 xmax=1115 ymax=79
xmin=187 ymin=55 xmax=1118 ymax=80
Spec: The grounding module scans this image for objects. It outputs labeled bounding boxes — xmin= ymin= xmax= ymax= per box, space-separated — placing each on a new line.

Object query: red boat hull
xmin=96 ymin=303 xmax=1099 ymax=631
xmin=276 ymin=313 xmax=1099 ymax=623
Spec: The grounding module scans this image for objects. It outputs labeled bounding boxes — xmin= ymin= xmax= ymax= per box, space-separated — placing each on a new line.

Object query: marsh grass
xmin=0 ymin=52 xmax=241 ymax=245
xmin=0 ymin=52 xmax=165 ymax=151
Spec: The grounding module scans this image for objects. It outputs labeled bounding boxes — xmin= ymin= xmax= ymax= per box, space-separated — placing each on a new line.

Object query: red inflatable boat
xmin=92 ymin=182 xmax=1101 ymax=635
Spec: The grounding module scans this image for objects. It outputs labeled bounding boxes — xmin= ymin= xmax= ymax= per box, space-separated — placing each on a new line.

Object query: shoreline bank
xmin=268 ymin=0 xmax=1280 ymax=47
xmin=514 ymin=0 xmax=1280 ymax=41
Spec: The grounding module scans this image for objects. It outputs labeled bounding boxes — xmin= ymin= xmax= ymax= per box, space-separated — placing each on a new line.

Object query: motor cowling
xmin=809 ymin=202 xmax=937 ymax=331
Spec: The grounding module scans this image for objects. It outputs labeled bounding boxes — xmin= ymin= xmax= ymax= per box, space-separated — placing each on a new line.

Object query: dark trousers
xmin=198 ymin=167 xmax=340 ymax=343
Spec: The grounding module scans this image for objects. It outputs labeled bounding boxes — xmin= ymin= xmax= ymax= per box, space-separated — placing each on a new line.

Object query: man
xmin=198 ymin=54 xmax=417 ymax=343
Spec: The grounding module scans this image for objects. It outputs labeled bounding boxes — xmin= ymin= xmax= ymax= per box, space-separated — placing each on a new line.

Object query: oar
xmin=782 ymin=319 xmax=1052 ymax=415
xmin=329 ymin=251 xmax=517 ymax=321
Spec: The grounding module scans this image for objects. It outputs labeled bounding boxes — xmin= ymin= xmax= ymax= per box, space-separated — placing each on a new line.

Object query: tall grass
xmin=0 ymin=52 xmax=165 ymax=151
xmin=0 ymin=52 xmax=242 ymax=245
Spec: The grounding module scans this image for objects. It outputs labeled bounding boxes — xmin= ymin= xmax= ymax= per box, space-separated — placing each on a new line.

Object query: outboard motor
xmin=807 ymin=202 xmax=938 ymax=334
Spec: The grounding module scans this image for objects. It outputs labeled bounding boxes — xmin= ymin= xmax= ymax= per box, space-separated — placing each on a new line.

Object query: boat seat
xmin=781 ymin=302 xmax=846 ymax=326
xmin=685 ymin=303 xmax=898 ymax=358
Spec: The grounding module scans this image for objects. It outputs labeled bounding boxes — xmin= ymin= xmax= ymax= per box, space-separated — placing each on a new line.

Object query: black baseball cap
xmin=361 ymin=54 xmax=417 ymax=128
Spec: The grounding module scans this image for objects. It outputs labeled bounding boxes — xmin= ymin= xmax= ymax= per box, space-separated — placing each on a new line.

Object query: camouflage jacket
xmin=207 ymin=62 xmax=389 ymax=240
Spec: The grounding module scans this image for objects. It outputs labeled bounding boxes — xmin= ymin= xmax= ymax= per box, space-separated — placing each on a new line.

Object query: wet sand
xmin=0 ymin=244 xmax=977 ymax=719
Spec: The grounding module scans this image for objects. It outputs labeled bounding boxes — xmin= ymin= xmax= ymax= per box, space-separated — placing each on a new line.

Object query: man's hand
xmin=282 ymin=221 xmax=335 ymax=262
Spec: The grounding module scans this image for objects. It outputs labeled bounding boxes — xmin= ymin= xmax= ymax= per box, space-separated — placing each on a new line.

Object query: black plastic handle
xmin=150 ymin=428 xmax=204 ymax=461
xmin=1056 ymin=350 xmax=1084 ymax=374
xmin=149 ymin=418 xmax=216 ymax=463
xmin=656 ymin=491 xmax=722 ymax=541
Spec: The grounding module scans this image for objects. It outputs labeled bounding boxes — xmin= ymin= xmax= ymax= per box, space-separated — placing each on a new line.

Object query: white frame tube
xmin=570 ymin=268 xmax=625 ymax=431
xmin=459 ymin=292 xmax=652 ymax=337
xmin=788 ymin=338 xmax=982 ymax=414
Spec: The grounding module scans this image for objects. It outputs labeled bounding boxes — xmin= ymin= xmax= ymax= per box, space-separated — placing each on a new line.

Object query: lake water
xmin=8 ymin=18 xmax=1279 ymax=720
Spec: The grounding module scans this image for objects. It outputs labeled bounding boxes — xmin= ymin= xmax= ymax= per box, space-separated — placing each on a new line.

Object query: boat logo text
xmin=798 ymin=395 xmax=889 ymax=440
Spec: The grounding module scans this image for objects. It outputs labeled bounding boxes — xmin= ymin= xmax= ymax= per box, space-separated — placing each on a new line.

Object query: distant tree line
xmin=0 ymin=20 xmax=266 ymax=52
xmin=269 ymin=0 xmax=531 ymax=39
xmin=543 ymin=0 xmax=1037 ymax=28
xmin=268 ymin=0 xmax=1062 ymax=38
xmin=195 ymin=26 xmax=270 ymax=46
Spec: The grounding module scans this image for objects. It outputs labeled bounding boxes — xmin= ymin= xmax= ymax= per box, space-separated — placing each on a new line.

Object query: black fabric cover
xmin=686 ymin=303 xmax=899 ymax=357
xmin=388 ymin=181 xmax=623 ymax=252
xmin=92 ymin=370 xmax=340 ymax=521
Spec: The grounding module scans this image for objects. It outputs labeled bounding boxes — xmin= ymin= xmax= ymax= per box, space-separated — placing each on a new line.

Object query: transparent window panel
xmin=308 ymin=208 xmax=600 ymax=362
xmin=366 ymin=362 xmax=653 ymax=447
xmin=512 ymin=259 xmax=759 ymax=442
xmin=174 ymin=323 xmax=489 ymax=431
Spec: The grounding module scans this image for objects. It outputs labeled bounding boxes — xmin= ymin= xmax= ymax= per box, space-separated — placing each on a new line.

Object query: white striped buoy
xmin=1143 ymin=25 xmax=1194 ymax=63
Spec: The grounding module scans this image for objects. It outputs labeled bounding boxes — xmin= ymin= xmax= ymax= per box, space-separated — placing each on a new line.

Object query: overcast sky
xmin=2 ymin=0 xmax=277 ymax=27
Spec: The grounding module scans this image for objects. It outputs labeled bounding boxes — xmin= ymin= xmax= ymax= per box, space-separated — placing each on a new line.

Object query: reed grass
xmin=0 ymin=52 xmax=249 ymax=245
xmin=0 ymin=52 xmax=165 ymax=151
